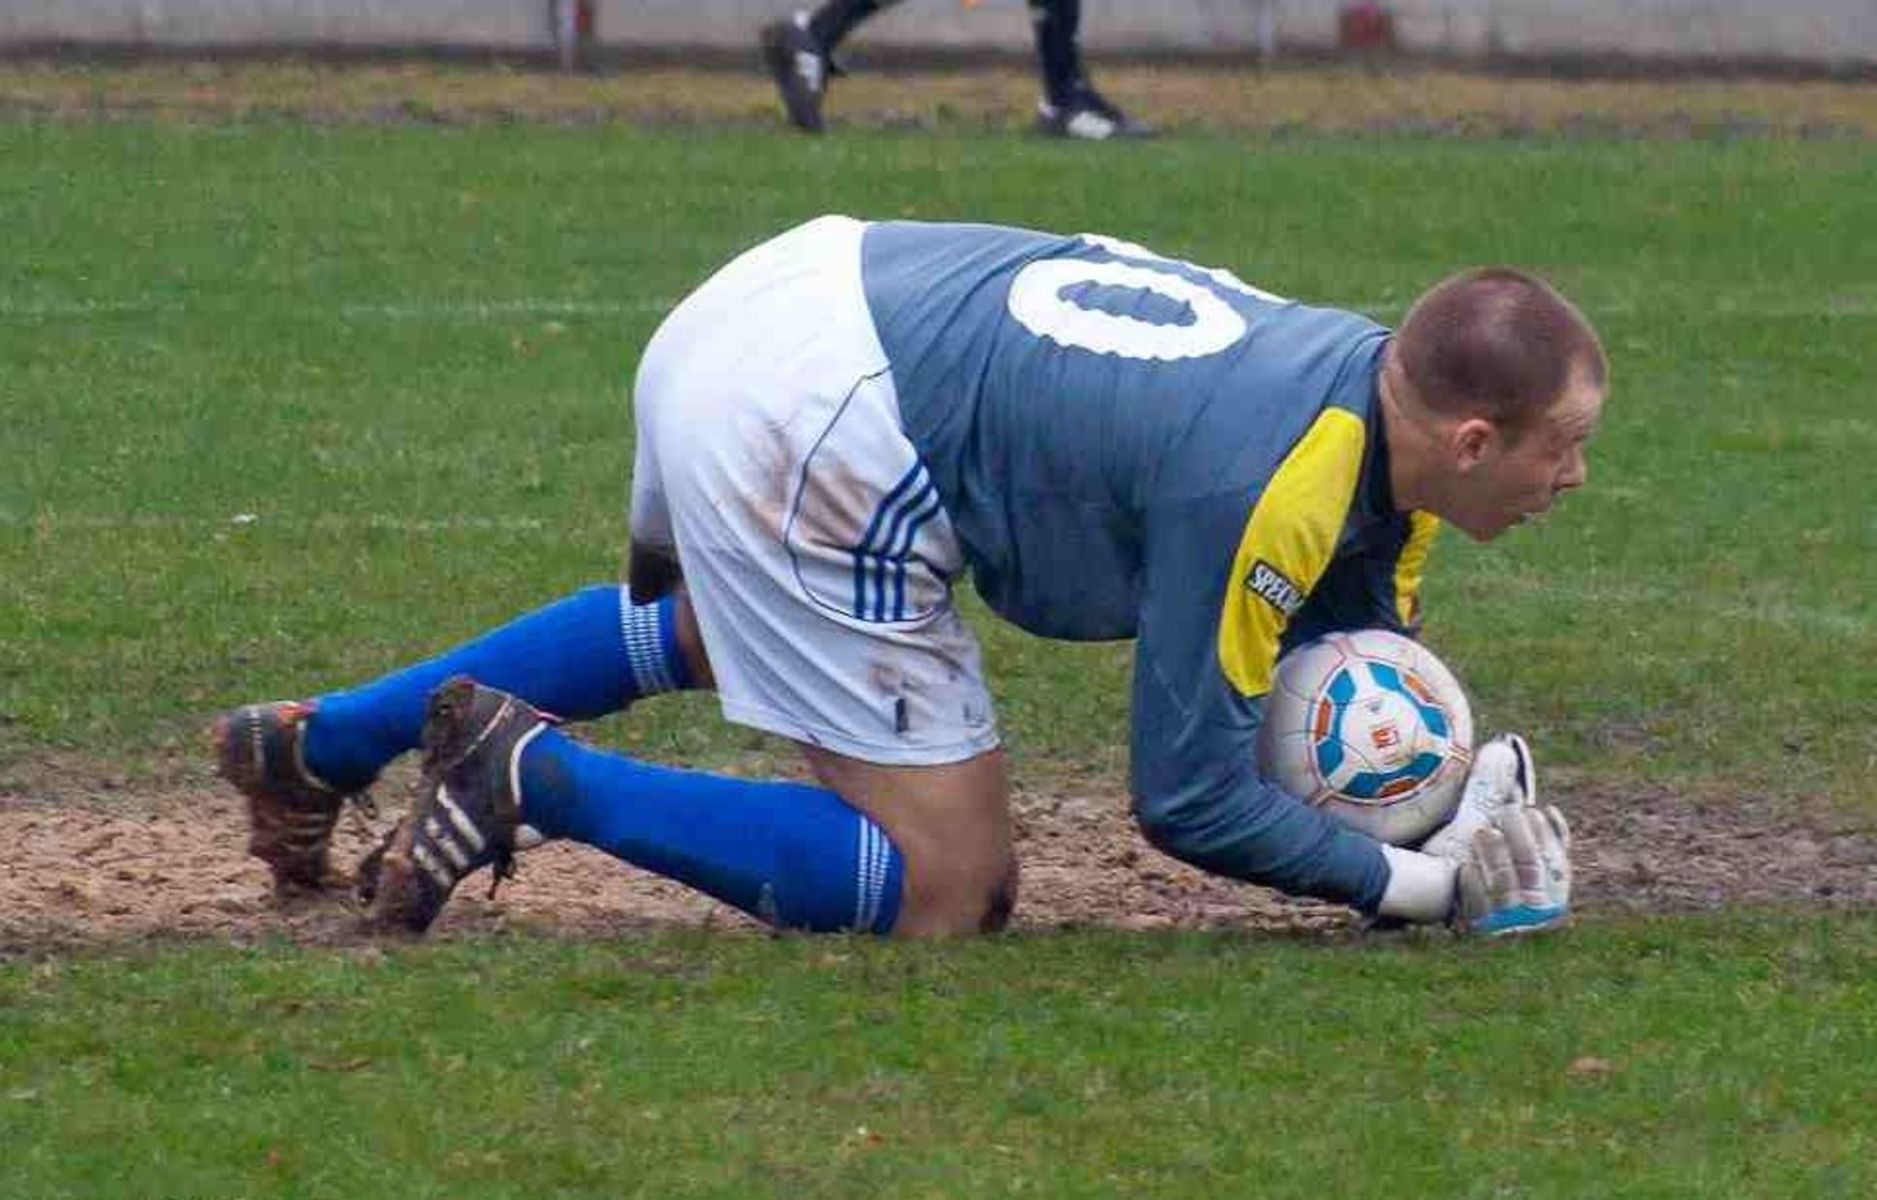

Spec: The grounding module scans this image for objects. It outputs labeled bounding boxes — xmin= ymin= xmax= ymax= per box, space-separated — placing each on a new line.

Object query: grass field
xmin=4 ymin=918 xmax=1875 ymax=1198
xmin=4 ymin=114 xmax=1872 ymax=794
xmin=2 ymin=62 xmax=1875 ymax=1197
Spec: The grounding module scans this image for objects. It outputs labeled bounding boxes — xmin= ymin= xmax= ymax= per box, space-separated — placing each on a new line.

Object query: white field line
xmin=3 ymin=514 xmax=571 ymax=533
xmin=338 ymin=298 xmax=676 ymax=321
xmin=1342 ymin=298 xmax=1877 ymax=320
xmin=1471 ymin=570 xmax=1874 ymax=639
xmin=6 ymin=295 xmax=1877 ymax=323
xmin=0 ymin=297 xmax=672 ymax=323
xmin=0 ymin=299 xmax=186 ymax=319
xmin=7 ymin=514 xmax=1871 ymax=638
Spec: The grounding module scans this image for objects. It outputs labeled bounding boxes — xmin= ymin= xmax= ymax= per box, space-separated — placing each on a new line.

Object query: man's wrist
xmin=1376 ymin=844 xmax=1459 ymax=924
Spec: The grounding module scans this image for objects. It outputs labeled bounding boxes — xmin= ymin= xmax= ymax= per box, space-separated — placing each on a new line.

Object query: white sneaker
xmin=1035 ymin=83 xmax=1154 ymax=141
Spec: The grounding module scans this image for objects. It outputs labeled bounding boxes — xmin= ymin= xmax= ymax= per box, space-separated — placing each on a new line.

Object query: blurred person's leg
xmin=811 ymin=0 xmax=896 ymax=51
xmin=1031 ymin=0 xmax=1153 ymax=139
xmin=762 ymin=1 xmax=906 ymax=132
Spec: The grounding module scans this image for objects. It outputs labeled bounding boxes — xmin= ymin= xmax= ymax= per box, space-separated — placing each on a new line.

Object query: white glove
xmin=1422 ymin=732 xmax=1535 ymax=861
xmin=1452 ymin=804 xmax=1572 ymax=936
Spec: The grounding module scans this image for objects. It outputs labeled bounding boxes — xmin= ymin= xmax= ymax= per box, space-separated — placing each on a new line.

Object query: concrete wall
xmin=5 ymin=1 xmax=1877 ymax=68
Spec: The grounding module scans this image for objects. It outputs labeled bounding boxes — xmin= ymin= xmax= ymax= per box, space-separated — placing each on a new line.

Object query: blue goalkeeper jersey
xmin=859 ymin=220 xmax=1441 ymax=912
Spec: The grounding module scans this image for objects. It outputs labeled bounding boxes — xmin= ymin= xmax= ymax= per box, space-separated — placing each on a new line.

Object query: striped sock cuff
xmin=852 ymin=815 xmax=904 ymax=935
xmin=619 ymin=590 xmax=690 ymax=699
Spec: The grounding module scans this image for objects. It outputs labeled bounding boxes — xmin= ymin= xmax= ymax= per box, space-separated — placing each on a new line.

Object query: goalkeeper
xmin=214 ymin=216 xmax=1600 ymax=938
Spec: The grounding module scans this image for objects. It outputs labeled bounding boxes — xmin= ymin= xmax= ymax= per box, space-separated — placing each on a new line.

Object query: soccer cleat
xmin=364 ymin=676 xmax=551 ymax=935
xmin=1420 ymin=733 xmax=1536 ymax=861
xmin=212 ymin=700 xmax=365 ymax=895
xmin=1035 ymin=83 xmax=1154 ymax=141
xmin=760 ymin=11 xmax=831 ymax=134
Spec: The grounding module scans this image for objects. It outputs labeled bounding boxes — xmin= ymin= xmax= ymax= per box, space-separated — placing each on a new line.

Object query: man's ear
xmin=1452 ymin=418 xmax=1495 ymax=471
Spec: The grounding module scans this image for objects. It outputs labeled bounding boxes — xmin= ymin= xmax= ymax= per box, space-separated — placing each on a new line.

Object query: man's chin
xmin=1454 ymin=516 xmax=1505 ymax=543
xmin=1433 ymin=506 xmax=1535 ymax=542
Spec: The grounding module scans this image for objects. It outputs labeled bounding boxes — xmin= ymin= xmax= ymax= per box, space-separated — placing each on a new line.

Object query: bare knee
xmin=801 ymin=745 xmax=1015 ymax=939
xmin=981 ymin=857 xmax=1019 ymax=933
xmin=895 ymin=852 xmax=1019 ymax=938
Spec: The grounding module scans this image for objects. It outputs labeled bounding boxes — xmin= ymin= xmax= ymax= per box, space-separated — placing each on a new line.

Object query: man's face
xmin=1445 ymin=374 xmax=1604 ymax=542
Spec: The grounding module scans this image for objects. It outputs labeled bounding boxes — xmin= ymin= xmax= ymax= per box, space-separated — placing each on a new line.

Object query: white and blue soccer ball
xmin=1256 ymin=628 xmax=1475 ymax=846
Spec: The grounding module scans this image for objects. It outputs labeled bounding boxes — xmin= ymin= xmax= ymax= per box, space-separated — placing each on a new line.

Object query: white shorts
xmin=628 ymin=215 xmax=1000 ymax=766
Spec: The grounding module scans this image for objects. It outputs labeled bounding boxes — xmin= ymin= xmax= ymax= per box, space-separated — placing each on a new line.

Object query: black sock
xmin=809 ymin=0 xmax=894 ymax=51
xmin=1030 ymin=0 xmax=1084 ymax=105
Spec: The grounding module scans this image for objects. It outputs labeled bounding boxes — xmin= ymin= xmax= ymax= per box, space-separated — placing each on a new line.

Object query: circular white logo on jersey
xmin=1006 ymin=259 xmax=1249 ymax=362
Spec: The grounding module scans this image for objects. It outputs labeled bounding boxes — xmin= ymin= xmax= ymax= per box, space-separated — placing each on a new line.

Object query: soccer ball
xmin=1255 ymin=629 xmax=1475 ymax=846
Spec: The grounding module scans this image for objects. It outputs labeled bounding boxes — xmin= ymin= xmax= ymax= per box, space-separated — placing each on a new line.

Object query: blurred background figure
xmin=762 ymin=1 xmax=1152 ymax=139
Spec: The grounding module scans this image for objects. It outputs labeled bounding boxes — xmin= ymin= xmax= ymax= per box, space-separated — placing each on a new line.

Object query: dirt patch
xmin=2 ymin=755 xmax=1870 ymax=956
xmin=0 ymin=60 xmax=1872 ymax=138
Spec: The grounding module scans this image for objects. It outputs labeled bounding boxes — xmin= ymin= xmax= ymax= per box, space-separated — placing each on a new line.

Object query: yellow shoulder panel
xmin=1217 ymin=408 xmax=1366 ymax=696
xmin=1394 ymin=510 xmax=1441 ymax=629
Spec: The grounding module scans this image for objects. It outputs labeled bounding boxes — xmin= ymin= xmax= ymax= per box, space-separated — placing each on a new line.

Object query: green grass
xmin=2 ymin=916 xmax=1874 ymax=1198
xmin=2 ymin=123 xmax=1872 ymax=803
xmin=2 ymin=113 xmax=1875 ymax=1197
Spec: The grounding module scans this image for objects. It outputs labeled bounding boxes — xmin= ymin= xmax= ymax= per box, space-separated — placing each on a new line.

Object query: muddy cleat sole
xmin=365 ymin=676 xmax=551 ymax=935
xmin=760 ymin=12 xmax=830 ymax=133
xmin=212 ymin=700 xmax=364 ymax=895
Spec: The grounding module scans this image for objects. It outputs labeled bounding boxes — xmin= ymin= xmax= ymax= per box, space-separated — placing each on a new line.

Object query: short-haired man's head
xmin=1393 ymin=268 xmax=1606 ymax=436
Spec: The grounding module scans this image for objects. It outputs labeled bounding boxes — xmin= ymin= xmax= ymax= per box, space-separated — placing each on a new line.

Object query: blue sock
xmin=518 ymin=727 xmax=904 ymax=935
xmin=302 ymin=585 xmax=691 ymax=791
